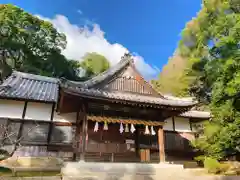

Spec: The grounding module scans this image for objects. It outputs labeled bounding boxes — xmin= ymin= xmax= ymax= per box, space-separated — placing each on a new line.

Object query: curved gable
xmin=95 ymin=64 xmax=162 ymax=96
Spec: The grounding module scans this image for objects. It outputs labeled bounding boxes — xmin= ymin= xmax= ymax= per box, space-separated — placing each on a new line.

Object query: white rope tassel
xmin=125 ymin=124 xmax=129 ymax=133
xmin=130 ymin=124 xmax=136 ymax=133
xmin=144 ymin=125 xmax=150 ymax=135
xmin=119 ymin=122 xmax=124 ymax=133
xmin=151 ymin=126 xmax=156 ymax=135
xmin=93 ymin=122 xmax=99 ymax=132
xmin=103 ymin=121 xmax=108 ymax=130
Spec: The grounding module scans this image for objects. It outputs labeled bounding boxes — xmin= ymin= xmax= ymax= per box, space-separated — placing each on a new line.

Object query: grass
xmin=0 ymin=157 xmax=63 ymax=167
xmin=0 ymin=167 xmax=61 ymax=177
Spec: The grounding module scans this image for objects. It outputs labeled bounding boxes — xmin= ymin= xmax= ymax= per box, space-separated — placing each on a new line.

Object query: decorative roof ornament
xmin=122 ymin=52 xmax=131 ymax=59
xmin=121 ymin=52 xmax=134 ymax=64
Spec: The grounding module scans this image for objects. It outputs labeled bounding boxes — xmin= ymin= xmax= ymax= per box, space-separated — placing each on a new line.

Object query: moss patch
xmin=0 ymin=157 xmax=63 ymax=168
xmin=0 ymin=167 xmax=61 ymax=177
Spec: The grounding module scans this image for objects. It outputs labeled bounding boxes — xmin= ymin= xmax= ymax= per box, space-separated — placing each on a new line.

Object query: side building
xmin=0 ymin=55 xmax=210 ymax=163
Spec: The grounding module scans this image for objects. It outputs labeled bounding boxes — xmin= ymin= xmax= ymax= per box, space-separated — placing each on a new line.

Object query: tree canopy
xmin=0 ymin=4 xmax=80 ymax=80
xmin=178 ymin=0 xmax=240 ymax=159
xmin=150 ymin=52 xmax=194 ymax=97
xmin=0 ymin=4 xmax=111 ymax=81
xmin=80 ymin=52 xmax=110 ymax=78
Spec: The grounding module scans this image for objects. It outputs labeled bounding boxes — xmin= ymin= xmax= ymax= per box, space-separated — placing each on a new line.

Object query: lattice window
xmin=0 ymin=118 xmax=8 ymax=141
xmin=20 ymin=123 xmax=49 ymax=143
xmin=164 ymin=132 xmax=190 ymax=151
xmin=4 ymin=121 xmax=21 ymax=144
xmin=50 ymin=125 xmax=76 ymax=144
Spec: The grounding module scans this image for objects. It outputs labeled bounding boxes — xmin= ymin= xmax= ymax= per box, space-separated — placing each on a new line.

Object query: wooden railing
xmin=86 ymin=143 xmax=130 ymax=153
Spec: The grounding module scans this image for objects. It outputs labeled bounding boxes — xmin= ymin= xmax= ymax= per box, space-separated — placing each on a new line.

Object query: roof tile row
xmin=0 ymin=71 xmax=59 ymax=102
xmin=0 ymin=71 xmax=210 ymax=118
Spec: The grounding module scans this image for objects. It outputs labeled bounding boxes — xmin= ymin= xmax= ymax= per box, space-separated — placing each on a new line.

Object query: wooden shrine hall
xmin=0 ymin=53 xmax=210 ymax=163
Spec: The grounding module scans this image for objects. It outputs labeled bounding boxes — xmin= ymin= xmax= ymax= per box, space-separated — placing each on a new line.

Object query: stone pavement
xmin=61 ymin=162 xmax=240 ymax=180
xmin=0 ymin=173 xmax=239 ymax=180
xmin=0 ymin=162 xmax=239 ymax=180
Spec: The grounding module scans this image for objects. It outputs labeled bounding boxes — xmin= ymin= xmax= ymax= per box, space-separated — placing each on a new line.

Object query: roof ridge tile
xmin=12 ymin=71 xmax=59 ymax=84
xmin=63 ymin=54 xmax=132 ymax=88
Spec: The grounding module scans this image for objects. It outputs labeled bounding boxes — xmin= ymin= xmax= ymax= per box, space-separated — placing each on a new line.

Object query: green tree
xmin=0 ymin=4 xmax=80 ymax=80
xmin=80 ymin=52 xmax=110 ymax=77
xmin=179 ymin=0 xmax=240 ymax=159
xmin=151 ymin=52 xmax=194 ymax=97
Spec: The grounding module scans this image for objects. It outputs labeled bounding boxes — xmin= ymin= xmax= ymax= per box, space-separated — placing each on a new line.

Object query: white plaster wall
xmin=25 ymin=102 xmax=53 ymax=121
xmin=53 ymin=112 xmax=77 ymax=123
xmin=163 ymin=117 xmax=173 ymax=131
xmin=174 ymin=116 xmax=191 ymax=132
xmin=0 ymin=99 xmax=24 ymax=119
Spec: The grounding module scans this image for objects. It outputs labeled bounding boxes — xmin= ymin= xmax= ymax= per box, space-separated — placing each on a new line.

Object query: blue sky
xmin=1 ymin=0 xmax=201 ymax=79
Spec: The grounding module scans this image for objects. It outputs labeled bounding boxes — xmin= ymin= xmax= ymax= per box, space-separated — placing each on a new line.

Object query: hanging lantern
xmin=151 ymin=126 xmax=156 ymax=135
xmin=103 ymin=121 xmax=108 ymax=130
xmin=125 ymin=124 xmax=129 ymax=133
xmin=119 ymin=122 xmax=124 ymax=133
xmin=93 ymin=121 xmax=99 ymax=132
xmin=130 ymin=124 xmax=136 ymax=133
xmin=144 ymin=125 xmax=150 ymax=135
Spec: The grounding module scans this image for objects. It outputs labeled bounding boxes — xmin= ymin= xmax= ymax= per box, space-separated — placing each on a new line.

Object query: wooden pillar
xmin=135 ymin=125 xmax=139 ymax=159
xmin=158 ymin=126 xmax=165 ymax=162
xmin=73 ymin=109 xmax=80 ymax=161
xmin=80 ymin=103 xmax=87 ymax=161
xmin=73 ymin=102 xmax=87 ymax=161
xmin=47 ymin=103 xmax=56 ymax=144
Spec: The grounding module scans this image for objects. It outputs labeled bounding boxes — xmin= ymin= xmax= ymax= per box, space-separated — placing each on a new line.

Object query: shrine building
xmin=0 ymin=54 xmax=210 ymax=163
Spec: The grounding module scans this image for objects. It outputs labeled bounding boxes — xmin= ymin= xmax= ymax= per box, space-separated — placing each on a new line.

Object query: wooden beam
xmin=73 ymin=108 xmax=80 ymax=161
xmin=57 ymin=90 xmax=64 ymax=113
xmin=80 ymin=103 xmax=88 ymax=161
xmin=172 ymin=116 xmax=175 ymax=131
xmin=158 ymin=126 xmax=165 ymax=163
xmin=74 ymin=105 xmax=82 ymax=160
xmin=47 ymin=103 xmax=56 ymax=144
xmin=75 ymin=102 xmax=87 ymax=161
xmin=189 ymin=118 xmax=193 ymax=131
xmin=22 ymin=101 xmax=28 ymax=119
xmin=135 ymin=125 xmax=139 ymax=158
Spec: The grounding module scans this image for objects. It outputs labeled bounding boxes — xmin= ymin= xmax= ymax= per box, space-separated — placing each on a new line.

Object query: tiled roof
xmin=0 ymin=71 xmax=211 ymax=118
xmin=62 ymin=84 xmax=198 ymax=107
xmin=179 ymin=110 xmax=211 ymax=119
xmin=163 ymin=94 xmax=194 ymax=101
xmin=61 ymin=54 xmax=197 ymax=107
xmin=63 ymin=55 xmax=132 ymax=88
xmin=0 ymin=71 xmax=59 ymax=102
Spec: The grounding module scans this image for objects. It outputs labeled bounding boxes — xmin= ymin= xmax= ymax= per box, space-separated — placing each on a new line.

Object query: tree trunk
xmin=0 ymin=50 xmax=12 ymax=81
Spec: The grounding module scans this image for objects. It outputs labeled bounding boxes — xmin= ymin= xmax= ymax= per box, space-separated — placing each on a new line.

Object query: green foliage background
xmin=178 ymin=0 xmax=240 ymax=159
xmin=0 ymin=4 xmax=110 ymax=81
xmin=80 ymin=52 xmax=110 ymax=78
xmin=152 ymin=0 xmax=240 ymax=159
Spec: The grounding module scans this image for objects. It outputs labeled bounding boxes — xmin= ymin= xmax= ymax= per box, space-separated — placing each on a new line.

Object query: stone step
xmin=61 ymin=162 xmax=184 ymax=180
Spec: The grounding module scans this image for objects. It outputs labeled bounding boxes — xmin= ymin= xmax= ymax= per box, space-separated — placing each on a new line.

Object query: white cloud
xmin=36 ymin=14 xmax=159 ymax=79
